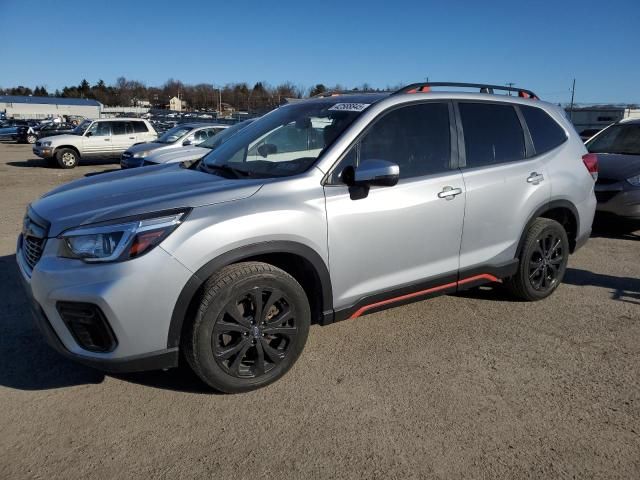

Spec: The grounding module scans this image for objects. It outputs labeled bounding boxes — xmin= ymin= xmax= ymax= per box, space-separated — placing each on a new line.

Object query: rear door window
xmin=459 ymin=102 xmax=526 ymax=168
xmin=110 ymin=121 xmax=127 ymax=135
xmin=520 ymin=105 xmax=567 ymax=154
xmin=132 ymin=121 xmax=149 ymax=133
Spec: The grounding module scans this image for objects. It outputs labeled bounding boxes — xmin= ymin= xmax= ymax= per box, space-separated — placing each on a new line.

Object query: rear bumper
xmin=595 ymin=187 xmax=640 ymax=219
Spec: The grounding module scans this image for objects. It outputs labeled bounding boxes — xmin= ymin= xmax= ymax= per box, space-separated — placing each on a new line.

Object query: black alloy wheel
xmin=213 ymin=286 xmax=298 ymax=378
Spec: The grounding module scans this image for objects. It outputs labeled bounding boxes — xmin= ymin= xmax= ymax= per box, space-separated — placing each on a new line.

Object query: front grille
xmin=22 ymin=235 xmax=45 ymax=269
xmin=20 ymin=213 xmax=48 ymax=271
xmin=595 ymin=191 xmax=619 ymax=203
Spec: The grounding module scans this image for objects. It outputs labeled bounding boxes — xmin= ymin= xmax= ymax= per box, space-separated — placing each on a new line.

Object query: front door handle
xmin=129 ymin=137 xmax=135 ymax=139
xmin=438 ymin=186 xmax=463 ymax=200
xmin=104 ymin=138 xmax=110 ymax=141
xmin=527 ymin=172 xmax=544 ymax=185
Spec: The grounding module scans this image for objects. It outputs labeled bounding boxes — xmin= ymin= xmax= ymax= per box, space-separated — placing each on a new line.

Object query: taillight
xmin=582 ymin=153 xmax=598 ymax=181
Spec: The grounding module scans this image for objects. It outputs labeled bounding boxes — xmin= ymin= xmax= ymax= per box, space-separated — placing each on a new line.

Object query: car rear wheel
xmin=505 ymin=218 xmax=569 ymax=301
xmin=56 ymin=148 xmax=79 ymax=169
xmin=183 ymin=262 xmax=310 ymax=393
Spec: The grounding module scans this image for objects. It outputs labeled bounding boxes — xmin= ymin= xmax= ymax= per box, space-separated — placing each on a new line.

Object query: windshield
xmin=587 ymin=124 xmax=640 ymax=155
xmin=157 ymin=125 xmax=193 ymax=144
xmin=72 ymin=119 xmax=92 ymax=135
xmin=199 ymin=120 xmax=254 ymax=150
xmin=202 ymin=101 xmax=367 ymax=178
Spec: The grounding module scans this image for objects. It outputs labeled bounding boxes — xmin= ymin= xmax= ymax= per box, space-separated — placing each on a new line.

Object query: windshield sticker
xmin=328 ymin=103 xmax=370 ymax=112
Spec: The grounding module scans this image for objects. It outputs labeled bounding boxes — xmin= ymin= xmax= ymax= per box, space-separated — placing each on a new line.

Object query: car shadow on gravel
xmin=563 ymin=268 xmax=640 ymax=306
xmin=7 ymin=159 xmax=52 ymax=168
xmin=455 ymin=268 xmax=640 ymax=306
xmin=0 ymin=255 xmax=105 ymax=390
xmin=0 ymin=255 xmax=213 ymax=393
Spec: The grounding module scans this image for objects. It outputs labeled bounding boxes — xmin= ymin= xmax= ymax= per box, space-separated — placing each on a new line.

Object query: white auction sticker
xmin=328 ymin=103 xmax=370 ymax=112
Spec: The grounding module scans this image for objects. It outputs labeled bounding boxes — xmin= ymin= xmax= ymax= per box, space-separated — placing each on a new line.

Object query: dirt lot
xmin=0 ymin=142 xmax=638 ymax=479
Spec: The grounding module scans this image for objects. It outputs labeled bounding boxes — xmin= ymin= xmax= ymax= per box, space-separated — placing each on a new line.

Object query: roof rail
xmin=393 ymin=82 xmax=539 ymax=100
xmin=312 ymin=90 xmax=389 ymax=98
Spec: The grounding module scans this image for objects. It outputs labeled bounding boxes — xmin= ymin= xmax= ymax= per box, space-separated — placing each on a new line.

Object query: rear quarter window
xmin=520 ymin=105 xmax=567 ymax=154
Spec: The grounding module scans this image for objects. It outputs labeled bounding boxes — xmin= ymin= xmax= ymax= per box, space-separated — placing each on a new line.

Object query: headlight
xmin=41 ymin=141 xmax=52 ymax=147
xmin=59 ymin=210 xmax=188 ymax=263
xmin=627 ymin=175 xmax=640 ymax=187
xmin=133 ymin=150 xmax=151 ymax=158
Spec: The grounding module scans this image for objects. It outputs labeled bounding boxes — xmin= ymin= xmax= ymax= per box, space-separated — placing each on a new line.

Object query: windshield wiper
xmin=200 ymin=163 xmax=250 ymax=178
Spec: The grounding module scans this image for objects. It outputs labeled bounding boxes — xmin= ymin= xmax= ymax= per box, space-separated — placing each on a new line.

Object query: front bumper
xmin=16 ymin=236 xmax=193 ymax=371
xmin=33 ymin=146 xmax=53 ymax=158
xmin=595 ymin=183 xmax=640 ymax=219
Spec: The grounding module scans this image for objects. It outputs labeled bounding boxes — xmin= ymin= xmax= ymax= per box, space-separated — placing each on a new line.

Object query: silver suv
xmin=33 ymin=118 xmax=157 ymax=168
xmin=17 ymin=83 xmax=597 ymax=393
xmin=120 ymin=123 xmax=228 ymax=169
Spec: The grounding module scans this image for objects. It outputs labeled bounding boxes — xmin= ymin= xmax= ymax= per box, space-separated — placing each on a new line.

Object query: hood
xmin=124 ymin=142 xmax=168 ymax=155
xmin=41 ymin=133 xmax=79 ymax=143
xmin=31 ymin=163 xmax=264 ymax=237
xmin=595 ymin=153 xmax=640 ymax=181
xmin=147 ymin=146 xmax=209 ymax=164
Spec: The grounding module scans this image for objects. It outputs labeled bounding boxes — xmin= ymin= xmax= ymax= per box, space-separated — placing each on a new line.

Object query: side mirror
xmin=183 ymin=136 xmax=194 ymax=146
xmin=342 ymin=159 xmax=399 ymax=187
xmin=257 ymin=143 xmax=277 ymax=158
xmin=85 ymin=131 xmax=93 ymax=137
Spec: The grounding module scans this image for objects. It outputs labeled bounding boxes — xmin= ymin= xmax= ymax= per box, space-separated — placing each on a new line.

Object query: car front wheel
xmin=56 ymin=148 xmax=79 ymax=168
xmin=183 ymin=262 xmax=310 ymax=393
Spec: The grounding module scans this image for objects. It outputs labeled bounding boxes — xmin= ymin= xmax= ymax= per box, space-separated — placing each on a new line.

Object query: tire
xmin=505 ymin=218 xmax=569 ymax=301
xmin=26 ymin=134 xmax=37 ymax=144
xmin=183 ymin=261 xmax=310 ymax=393
xmin=55 ymin=148 xmax=79 ymax=168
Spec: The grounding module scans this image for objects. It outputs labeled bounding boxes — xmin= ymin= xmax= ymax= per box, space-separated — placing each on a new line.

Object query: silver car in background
xmin=120 ymin=123 xmax=228 ymax=168
xmin=17 ymin=82 xmax=596 ymax=393
xmin=141 ymin=119 xmax=256 ymax=167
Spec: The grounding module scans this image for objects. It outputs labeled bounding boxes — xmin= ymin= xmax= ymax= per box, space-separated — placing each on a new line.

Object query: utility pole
xmin=569 ymin=78 xmax=576 ymax=121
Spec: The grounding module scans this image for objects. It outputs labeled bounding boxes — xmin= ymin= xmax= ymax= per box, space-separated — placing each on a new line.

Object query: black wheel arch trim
xmin=167 ymin=241 xmax=333 ymax=349
xmin=516 ymin=199 xmax=580 ymax=258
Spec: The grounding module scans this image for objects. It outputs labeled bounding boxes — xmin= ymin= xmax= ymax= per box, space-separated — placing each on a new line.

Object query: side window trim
xmin=514 ymin=105 xmax=535 ymax=158
xmin=454 ymin=100 xmax=531 ymax=170
xmin=324 ymin=99 xmax=459 ymax=185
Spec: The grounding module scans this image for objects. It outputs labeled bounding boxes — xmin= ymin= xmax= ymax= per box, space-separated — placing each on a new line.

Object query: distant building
xmin=567 ymin=106 xmax=640 ymax=135
xmin=0 ymin=95 xmax=101 ymax=119
xmin=169 ymin=96 xmax=186 ymax=112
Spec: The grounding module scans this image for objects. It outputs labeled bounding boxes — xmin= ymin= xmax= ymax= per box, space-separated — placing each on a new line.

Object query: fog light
xmin=56 ymin=302 xmax=117 ymax=352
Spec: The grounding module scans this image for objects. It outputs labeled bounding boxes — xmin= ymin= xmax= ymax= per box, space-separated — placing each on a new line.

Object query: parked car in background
xmin=120 ymin=123 xmax=228 ymax=169
xmin=0 ymin=119 xmax=30 ymax=141
xmin=16 ymin=122 xmax=76 ymax=144
xmin=32 ymin=118 xmax=157 ymax=168
xmin=580 ymin=128 xmax=602 ymax=142
xmin=586 ymin=118 xmax=640 ymax=220
xmin=132 ymin=119 xmax=256 ymax=168
xmin=18 ymin=83 xmax=596 ymax=393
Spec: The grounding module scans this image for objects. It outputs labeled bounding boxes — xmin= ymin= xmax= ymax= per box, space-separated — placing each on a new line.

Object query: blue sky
xmin=1 ymin=0 xmax=639 ymax=104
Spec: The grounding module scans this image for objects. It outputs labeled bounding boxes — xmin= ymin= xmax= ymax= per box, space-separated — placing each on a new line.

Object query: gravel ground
xmin=0 ymin=143 xmax=638 ymax=479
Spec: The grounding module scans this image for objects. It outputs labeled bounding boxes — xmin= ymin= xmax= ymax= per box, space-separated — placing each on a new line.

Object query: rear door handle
xmin=129 ymin=137 xmax=135 ymax=139
xmin=104 ymin=138 xmax=110 ymax=141
xmin=438 ymin=186 xmax=463 ymax=200
xmin=527 ymin=172 xmax=544 ymax=185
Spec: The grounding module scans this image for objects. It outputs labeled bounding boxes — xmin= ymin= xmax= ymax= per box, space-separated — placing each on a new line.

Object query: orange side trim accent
xmin=349 ymin=273 xmax=500 ymax=319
